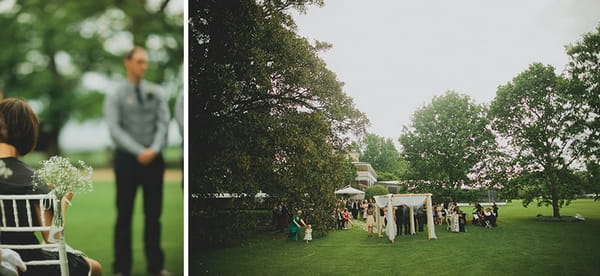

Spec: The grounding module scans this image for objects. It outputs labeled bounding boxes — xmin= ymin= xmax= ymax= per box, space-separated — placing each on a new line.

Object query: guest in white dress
xmin=451 ymin=210 xmax=460 ymax=232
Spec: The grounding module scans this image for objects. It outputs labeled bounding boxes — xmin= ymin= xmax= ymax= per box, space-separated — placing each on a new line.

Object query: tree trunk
xmin=41 ymin=129 xmax=62 ymax=157
xmin=550 ymin=171 xmax=560 ymax=217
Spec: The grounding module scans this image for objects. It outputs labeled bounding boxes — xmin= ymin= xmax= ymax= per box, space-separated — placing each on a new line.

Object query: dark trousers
xmin=351 ymin=208 xmax=358 ymax=219
xmin=277 ymin=214 xmax=287 ymax=232
xmin=113 ymin=150 xmax=165 ymax=274
xmin=396 ymin=221 xmax=403 ymax=236
xmin=417 ymin=215 xmax=425 ymax=232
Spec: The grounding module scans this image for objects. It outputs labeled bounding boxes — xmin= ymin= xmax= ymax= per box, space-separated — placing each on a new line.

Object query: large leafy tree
xmin=583 ymin=162 xmax=600 ymax=201
xmin=359 ymin=133 xmax=407 ymax=181
xmin=566 ymin=25 xmax=600 ymax=158
xmin=0 ymin=0 xmax=183 ymax=155
xmin=189 ymin=0 xmax=368 ymax=243
xmin=489 ymin=63 xmax=586 ymax=217
xmin=399 ymin=91 xmax=496 ymax=201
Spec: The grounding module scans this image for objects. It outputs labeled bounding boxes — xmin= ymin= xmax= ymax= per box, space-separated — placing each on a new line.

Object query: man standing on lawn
xmin=104 ymin=46 xmax=171 ymax=276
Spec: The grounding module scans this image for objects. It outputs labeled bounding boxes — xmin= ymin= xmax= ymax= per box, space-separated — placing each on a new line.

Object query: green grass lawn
xmin=63 ymin=180 xmax=183 ymax=276
xmin=193 ymin=200 xmax=600 ymax=275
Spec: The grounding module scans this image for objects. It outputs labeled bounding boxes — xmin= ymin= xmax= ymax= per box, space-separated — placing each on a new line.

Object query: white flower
xmin=0 ymin=160 xmax=12 ymax=178
xmin=32 ymin=156 xmax=93 ymax=199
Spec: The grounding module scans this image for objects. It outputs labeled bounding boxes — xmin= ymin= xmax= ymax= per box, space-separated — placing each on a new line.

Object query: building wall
xmin=352 ymin=161 xmax=377 ymax=188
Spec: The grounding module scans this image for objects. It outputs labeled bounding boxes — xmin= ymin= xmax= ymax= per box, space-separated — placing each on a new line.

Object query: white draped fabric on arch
xmin=373 ymin=193 xmax=437 ymax=242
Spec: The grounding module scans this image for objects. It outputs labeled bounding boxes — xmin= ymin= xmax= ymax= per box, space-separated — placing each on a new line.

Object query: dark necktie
xmin=135 ymin=85 xmax=143 ymax=104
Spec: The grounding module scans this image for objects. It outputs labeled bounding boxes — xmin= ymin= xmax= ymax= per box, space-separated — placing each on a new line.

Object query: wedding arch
xmin=373 ymin=193 xmax=437 ymax=242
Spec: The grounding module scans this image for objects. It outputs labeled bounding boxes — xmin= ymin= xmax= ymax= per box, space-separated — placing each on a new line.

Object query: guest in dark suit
xmin=474 ymin=201 xmax=483 ymax=213
xmin=351 ymin=200 xmax=359 ymax=219
xmin=276 ymin=201 xmax=288 ymax=233
xmin=415 ymin=205 xmax=425 ymax=232
xmin=458 ymin=208 xmax=466 ymax=232
xmin=395 ymin=205 xmax=405 ymax=236
xmin=336 ymin=208 xmax=344 ymax=230
xmin=492 ymin=201 xmax=499 ymax=218
xmin=402 ymin=205 xmax=410 ymax=235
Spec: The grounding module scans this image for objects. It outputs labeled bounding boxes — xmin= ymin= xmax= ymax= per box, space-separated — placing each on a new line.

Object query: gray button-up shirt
xmin=104 ymin=79 xmax=170 ymax=156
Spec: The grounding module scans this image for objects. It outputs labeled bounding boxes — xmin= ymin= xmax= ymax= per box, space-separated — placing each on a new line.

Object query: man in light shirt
xmin=104 ymin=46 xmax=171 ymax=276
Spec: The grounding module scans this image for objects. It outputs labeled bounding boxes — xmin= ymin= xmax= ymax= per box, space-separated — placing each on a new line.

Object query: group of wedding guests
xmin=335 ymin=199 xmax=428 ymax=238
xmin=435 ymin=201 xmax=467 ymax=232
xmin=337 ymin=198 xmax=376 ymax=220
xmin=334 ymin=199 xmax=378 ymax=236
xmin=271 ymin=201 xmax=312 ymax=243
xmin=471 ymin=201 xmax=499 ymax=228
xmin=273 ymin=198 xmax=501 ymax=244
xmin=432 ymin=200 xmax=499 ymax=232
xmin=334 ymin=199 xmax=375 ymax=229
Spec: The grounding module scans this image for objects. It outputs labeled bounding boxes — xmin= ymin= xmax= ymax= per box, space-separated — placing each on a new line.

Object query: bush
xmin=365 ymin=184 xmax=389 ymax=199
xmin=190 ymin=208 xmax=269 ymax=250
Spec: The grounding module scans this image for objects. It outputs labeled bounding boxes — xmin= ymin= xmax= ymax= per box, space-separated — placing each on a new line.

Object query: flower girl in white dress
xmin=304 ymin=224 xmax=313 ymax=243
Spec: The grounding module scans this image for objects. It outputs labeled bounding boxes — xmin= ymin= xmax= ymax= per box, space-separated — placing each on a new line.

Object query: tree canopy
xmin=359 ymin=133 xmax=407 ymax=181
xmin=189 ymin=0 xmax=368 ymax=242
xmin=566 ymin=24 xmax=600 ymax=159
xmin=582 ymin=162 xmax=600 ymax=201
xmin=489 ymin=63 xmax=586 ymax=216
xmin=399 ymin=91 xmax=496 ymax=201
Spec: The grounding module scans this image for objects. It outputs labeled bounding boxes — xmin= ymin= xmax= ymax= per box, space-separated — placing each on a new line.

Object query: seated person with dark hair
xmin=0 ymin=98 xmax=102 ymax=276
xmin=483 ymin=207 xmax=496 ymax=227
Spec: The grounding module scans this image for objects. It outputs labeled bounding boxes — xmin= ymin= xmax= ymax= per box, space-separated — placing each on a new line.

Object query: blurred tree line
xmin=0 ymin=0 xmax=183 ymax=156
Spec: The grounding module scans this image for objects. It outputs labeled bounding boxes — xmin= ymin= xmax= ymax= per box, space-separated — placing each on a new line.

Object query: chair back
xmin=0 ymin=193 xmax=69 ymax=276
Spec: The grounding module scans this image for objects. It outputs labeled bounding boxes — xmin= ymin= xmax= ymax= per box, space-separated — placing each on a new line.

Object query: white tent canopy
xmin=334 ymin=185 xmax=365 ymax=200
xmin=373 ymin=193 xmax=437 ymax=242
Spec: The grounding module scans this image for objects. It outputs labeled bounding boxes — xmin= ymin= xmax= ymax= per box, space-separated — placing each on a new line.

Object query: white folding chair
xmin=0 ymin=193 xmax=69 ymax=276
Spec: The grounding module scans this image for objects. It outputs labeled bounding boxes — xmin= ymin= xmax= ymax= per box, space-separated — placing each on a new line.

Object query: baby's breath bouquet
xmin=32 ymin=156 xmax=93 ymax=242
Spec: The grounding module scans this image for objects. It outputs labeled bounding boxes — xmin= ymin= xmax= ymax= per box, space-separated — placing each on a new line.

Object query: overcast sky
xmin=292 ymin=0 xmax=600 ymax=144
